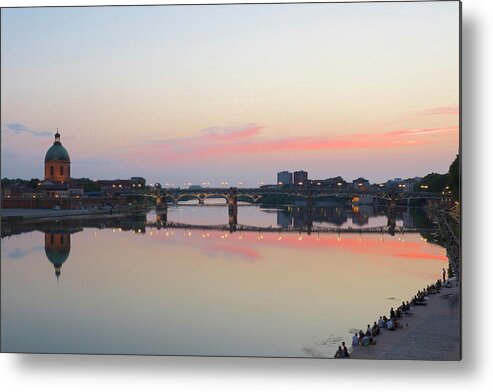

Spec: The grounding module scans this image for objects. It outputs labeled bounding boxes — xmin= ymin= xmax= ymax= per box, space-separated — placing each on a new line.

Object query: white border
xmin=1 ymin=0 xmax=492 ymax=391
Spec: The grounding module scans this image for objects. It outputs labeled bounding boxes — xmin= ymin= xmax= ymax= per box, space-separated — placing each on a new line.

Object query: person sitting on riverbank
xmin=393 ymin=318 xmax=404 ymax=329
xmin=366 ymin=324 xmax=372 ymax=336
xmin=378 ymin=316 xmax=385 ymax=329
xmin=352 ymin=333 xmax=359 ymax=347
xmin=396 ymin=307 xmax=403 ymax=319
xmin=386 ymin=318 xmax=395 ymax=331
xmin=372 ymin=321 xmax=380 ymax=336
xmin=399 ymin=301 xmax=413 ymax=316
xmin=412 ymin=293 xmax=427 ymax=306
xmin=390 ymin=307 xmax=396 ymax=319
xmin=362 ymin=332 xmax=377 ymax=346
xmin=358 ymin=330 xmax=365 ymax=344
xmin=342 ymin=342 xmax=350 ymax=358
xmin=334 ymin=346 xmax=343 ymax=358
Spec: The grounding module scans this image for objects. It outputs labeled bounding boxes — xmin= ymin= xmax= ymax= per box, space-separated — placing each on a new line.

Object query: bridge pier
xmin=306 ymin=188 xmax=313 ymax=235
xmin=228 ymin=187 xmax=238 ymax=232
xmin=156 ymin=212 xmax=168 ymax=226
xmin=387 ymin=190 xmax=396 ymax=236
xmin=155 ymin=195 xmax=168 ymax=213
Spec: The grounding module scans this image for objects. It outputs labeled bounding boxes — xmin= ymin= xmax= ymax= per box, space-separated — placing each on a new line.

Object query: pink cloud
xmin=203 ymin=242 xmax=261 ymax=261
xmin=385 ymin=126 xmax=458 ymax=137
xmin=418 ymin=106 xmax=459 ymax=116
xmin=116 ymin=123 xmax=458 ymax=164
xmin=201 ymin=124 xmax=262 ymax=142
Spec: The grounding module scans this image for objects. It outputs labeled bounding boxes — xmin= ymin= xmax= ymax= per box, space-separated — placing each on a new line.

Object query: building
xmin=293 ymin=170 xmax=308 ymax=186
xmin=44 ymin=130 xmax=70 ymax=182
xmin=352 ymin=177 xmax=370 ymax=191
xmin=38 ymin=130 xmax=83 ymax=199
xmin=97 ymin=177 xmax=146 ymax=194
xmin=384 ymin=177 xmax=422 ymax=193
xmin=44 ymin=227 xmax=82 ymax=281
xmin=131 ymin=177 xmax=146 ymax=187
xmin=277 ymin=171 xmax=293 ymax=186
xmin=309 ymin=176 xmax=348 ymax=189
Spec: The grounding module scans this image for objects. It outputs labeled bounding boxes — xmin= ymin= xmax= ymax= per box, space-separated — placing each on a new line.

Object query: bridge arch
xmin=175 ymin=194 xmax=201 ymax=204
xmin=203 ymin=194 xmax=229 ymax=204
xmin=237 ymin=194 xmax=261 ymax=203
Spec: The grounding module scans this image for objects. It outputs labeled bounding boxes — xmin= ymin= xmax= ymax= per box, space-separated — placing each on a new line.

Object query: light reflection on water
xmin=1 ymin=205 xmax=446 ymax=357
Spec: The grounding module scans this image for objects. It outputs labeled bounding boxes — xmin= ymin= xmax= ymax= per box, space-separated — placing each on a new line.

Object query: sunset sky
xmin=1 ymin=1 xmax=459 ymax=186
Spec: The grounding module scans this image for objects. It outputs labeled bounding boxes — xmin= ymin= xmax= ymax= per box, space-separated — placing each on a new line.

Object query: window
xmin=68 ymin=166 xmax=70 ymax=177
xmin=50 ymin=166 xmax=54 ymax=176
xmin=51 ymin=234 xmax=54 ymax=245
xmin=60 ymin=166 xmax=64 ymax=176
xmin=60 ymin=236 xmax=64 ymax=245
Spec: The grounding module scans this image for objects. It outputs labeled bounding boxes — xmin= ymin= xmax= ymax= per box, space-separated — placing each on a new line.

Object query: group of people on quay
xmin=334 ymin=275 xmax=450 ymax=359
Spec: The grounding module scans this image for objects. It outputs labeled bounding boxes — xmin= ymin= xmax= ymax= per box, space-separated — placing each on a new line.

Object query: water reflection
xmin=44 ymin=228 xmax=81 ymax=281
xmin=275 ymin=204 xmax=419 ymax=230
xmin=1 ymin=206 xmax=445 ymax=356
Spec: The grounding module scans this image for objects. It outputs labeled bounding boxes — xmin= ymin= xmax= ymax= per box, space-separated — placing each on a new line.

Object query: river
xmin=1 ymin=202 xmax=447 ymax=357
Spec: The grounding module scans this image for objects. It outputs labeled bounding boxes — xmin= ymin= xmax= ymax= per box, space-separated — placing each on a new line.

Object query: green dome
xmin=44 ymin=248 xmax=70 ymax=266
xmin=45 ymin=143 xmax=70 ymax=162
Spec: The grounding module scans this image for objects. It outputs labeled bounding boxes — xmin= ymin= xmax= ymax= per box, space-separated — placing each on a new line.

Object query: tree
xmin=417 ymin=172 xmax=449 ymax=194
xmin=448 ymin=154 xmax=460 ymax=201
xmin=29 ymin=178 xmax=40 ymax=189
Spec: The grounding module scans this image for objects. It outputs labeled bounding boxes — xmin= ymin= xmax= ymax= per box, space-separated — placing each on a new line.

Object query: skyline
xmin=1 ymin=2 xmax=459 ymax=186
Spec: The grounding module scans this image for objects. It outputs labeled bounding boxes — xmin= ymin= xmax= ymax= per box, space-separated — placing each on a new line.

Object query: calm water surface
xmin=1 ymin=204 xmax=446 ymax=357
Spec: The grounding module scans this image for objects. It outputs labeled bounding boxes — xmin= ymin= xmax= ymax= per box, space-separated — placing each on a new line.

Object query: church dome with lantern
xmin=44 ymin=130 xmax=71 ymax=182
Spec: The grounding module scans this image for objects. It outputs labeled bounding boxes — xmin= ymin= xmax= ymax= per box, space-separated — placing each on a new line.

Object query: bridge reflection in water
xmin=149 ymin=186 xmax=446 ymax=237
xmin=153 ymin=204 xmax=434 ymax=238
xmin=1 ymin=201 xmax=438 ymax=284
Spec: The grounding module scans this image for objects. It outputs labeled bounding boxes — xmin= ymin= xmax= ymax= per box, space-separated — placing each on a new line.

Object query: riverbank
xmin=1 ymin=207 xmax=151 ymax=223
xmin=349 ymin=278 xmax=460 ymax=360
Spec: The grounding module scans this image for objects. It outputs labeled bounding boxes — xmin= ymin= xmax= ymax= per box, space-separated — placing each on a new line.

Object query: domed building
xmin=43 ymin=227 xmax=82 ymax=281
xmin=44 ymin=130 xmax=70 ymax=182
xmin=44 ymin=230 xmax=71 ymax=281
xmin=39 ymin=130 xmax=83 ymax=200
